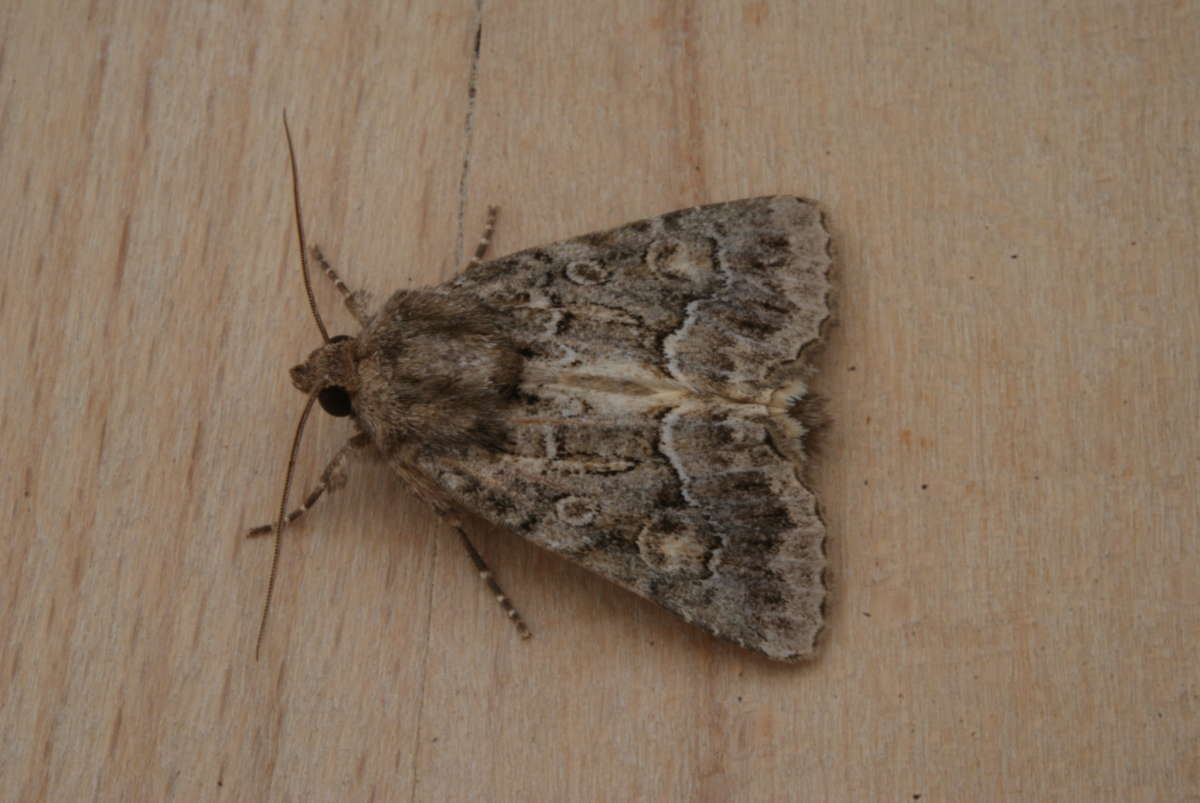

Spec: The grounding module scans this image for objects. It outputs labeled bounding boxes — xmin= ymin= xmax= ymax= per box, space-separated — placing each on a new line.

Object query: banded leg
xmin=440 ymin=508 xmax=531 ymax=639
xmin=464 ymin=205 xmax=499 ymax=270
xmin=311 ymin=245 xmax=372 ymax=325
xmin=246 ymin=435 xmax=367 ymax=537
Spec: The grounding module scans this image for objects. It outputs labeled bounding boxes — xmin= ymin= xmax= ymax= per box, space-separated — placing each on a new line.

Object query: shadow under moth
xmin=250 ymin=117 xmax=833 ymax=662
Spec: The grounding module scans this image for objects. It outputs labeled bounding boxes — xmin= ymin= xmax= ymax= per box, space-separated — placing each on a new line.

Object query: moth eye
xmin=318 ymin=386 xmax=353 ymax=417
xmin=329 ymin=334 xmax=352 ymax=344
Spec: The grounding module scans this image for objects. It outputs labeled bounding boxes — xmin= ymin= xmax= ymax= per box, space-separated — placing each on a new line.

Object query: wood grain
xmin=2 ymin=1 xmax=1197 ymax=800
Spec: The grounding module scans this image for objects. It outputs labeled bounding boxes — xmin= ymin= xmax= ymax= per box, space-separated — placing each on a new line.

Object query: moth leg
xmin=245 ymin=434 xmax=368 ymax=537
xmin=439 ymin=508 xmax=532 ymax=639
xmin=463 ymin=205 xmax=500 ymax=270
xmin=311 ymin=245 xmax=373 ymax=326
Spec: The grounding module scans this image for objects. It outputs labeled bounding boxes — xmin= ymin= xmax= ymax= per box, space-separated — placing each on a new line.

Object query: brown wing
xmin=417 ymin=197 xmax=832 ymax=660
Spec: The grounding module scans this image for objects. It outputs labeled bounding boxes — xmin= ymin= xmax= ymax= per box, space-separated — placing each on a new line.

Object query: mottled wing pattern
xmin=418 ymin=197 xmax=832 ymax=660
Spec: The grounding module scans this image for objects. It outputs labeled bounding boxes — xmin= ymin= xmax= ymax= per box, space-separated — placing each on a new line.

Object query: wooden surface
xmin=2 ymin=2 xmax=1197 ymax=800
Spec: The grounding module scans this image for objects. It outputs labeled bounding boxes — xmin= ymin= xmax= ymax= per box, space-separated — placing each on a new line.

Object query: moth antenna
xmin=282 ymin=110 xmax=330 ymax=343
xmin=255 ymin=390 xmax=319 ymax=659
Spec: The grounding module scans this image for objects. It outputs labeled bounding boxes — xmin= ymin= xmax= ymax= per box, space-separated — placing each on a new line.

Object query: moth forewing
xmin=418 ymin=196 xmax=833 ymax=661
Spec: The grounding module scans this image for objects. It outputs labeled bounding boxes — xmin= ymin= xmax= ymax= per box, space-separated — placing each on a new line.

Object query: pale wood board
xmin=2 ymin=2 xmax=1197 ymax=800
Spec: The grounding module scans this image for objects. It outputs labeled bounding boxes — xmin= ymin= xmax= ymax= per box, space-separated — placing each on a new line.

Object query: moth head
xmin=289 ymin=334 xmax=359 ymax=417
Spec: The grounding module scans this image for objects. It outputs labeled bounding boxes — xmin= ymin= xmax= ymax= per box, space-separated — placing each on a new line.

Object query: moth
xmin=249 ymin=116 xmax=833 ymax=662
